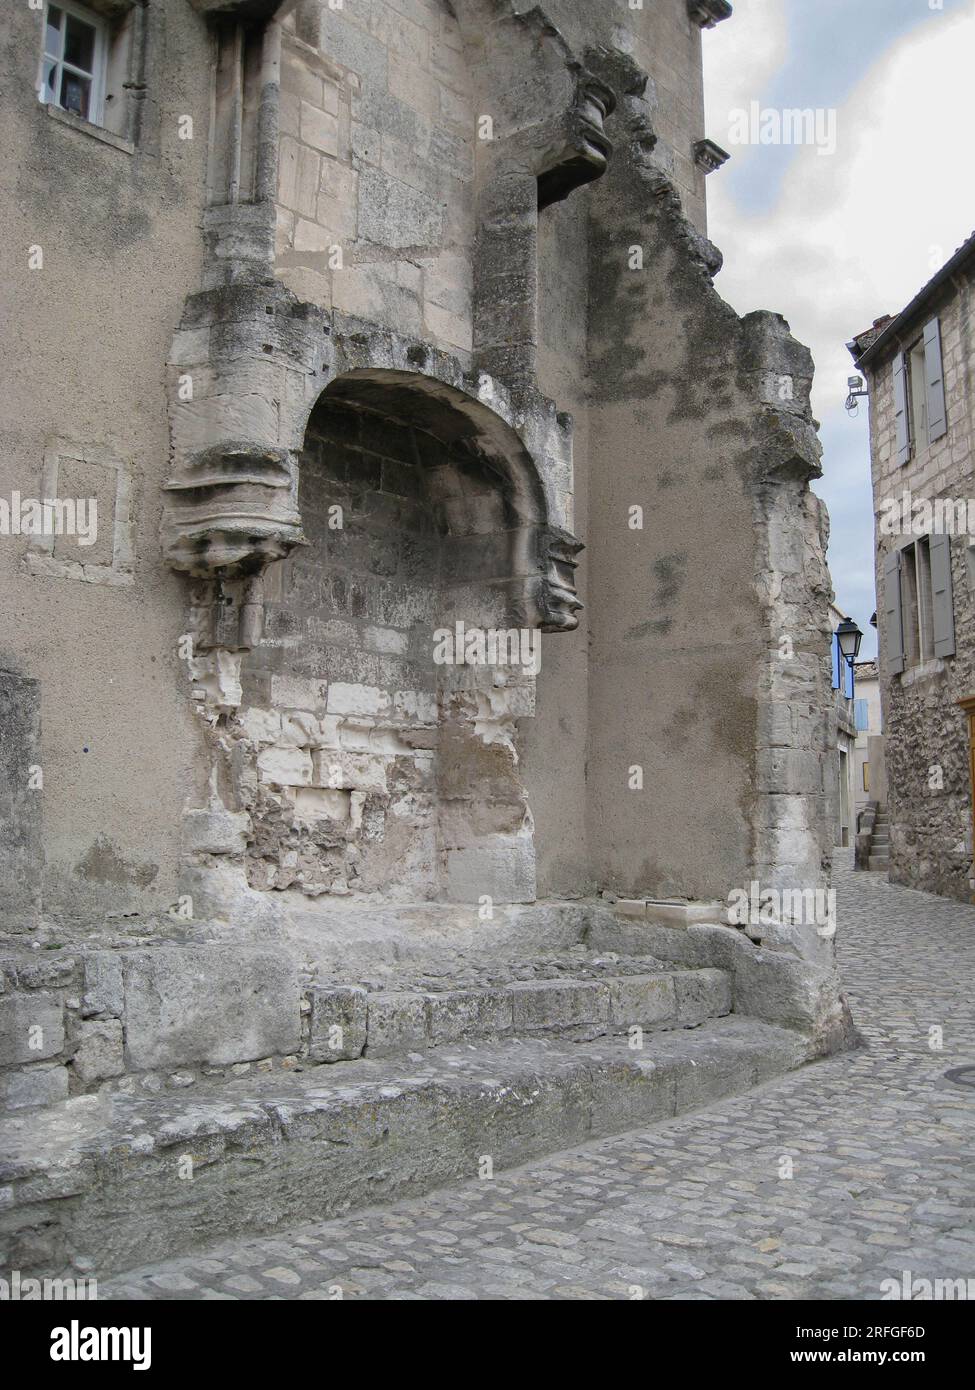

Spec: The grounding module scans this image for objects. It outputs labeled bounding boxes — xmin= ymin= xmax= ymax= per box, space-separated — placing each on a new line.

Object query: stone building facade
xmin=1 ymin=1 xmax=850 ymax=1276
xmin=850 ymin=233 xmax=975 ymax=900
xmin=851 ymin=659 xmax=884 ymax=821
xmin=827 ymin=603 xmax=856 ymax=850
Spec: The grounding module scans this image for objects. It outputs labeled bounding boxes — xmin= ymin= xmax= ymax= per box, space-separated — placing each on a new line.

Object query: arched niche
xmin=222 ymin=368 xmax=580 ymax=905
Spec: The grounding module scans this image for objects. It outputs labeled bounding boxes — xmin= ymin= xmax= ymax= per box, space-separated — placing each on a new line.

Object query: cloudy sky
xmin=702 ymin=0 xmax=975 ymax=657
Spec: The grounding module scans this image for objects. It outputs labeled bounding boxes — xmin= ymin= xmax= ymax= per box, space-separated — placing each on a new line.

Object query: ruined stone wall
xmin=867 ymin=267 xmax=975 ymax=899
xmin=541 ymin=0 xmax=710 ymax=233
xmin=0 ymin=0 xmax=832 ymax=946
xmin=0 ymin=1 xmax=212 ymax=926
xmin=0 ymin=1 xmax=854 ymax=1115
xmin=268 ymin=0 xmax=717 ymax=900
xmin=525 ymin=0 xmax=719 ymax=895
xmin=237 ymin=400 xmax=441 ymax=900
xmin=219 ymin=390 xmax=536 ymax=905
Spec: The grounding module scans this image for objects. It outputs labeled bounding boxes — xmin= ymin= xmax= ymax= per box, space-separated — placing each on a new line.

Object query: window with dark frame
xmin=37 ymin=1 xmax=146 ymax=146
xmin=38 ymin=2 xmax=106 ymax=125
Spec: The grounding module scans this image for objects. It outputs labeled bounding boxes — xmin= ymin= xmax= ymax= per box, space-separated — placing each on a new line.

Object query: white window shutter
xmin=884 ymin=549 xmax=905 ymax=675
xmin=923 ymin=317 xmax=948 ymax=443
xmin=892 ymin=352 xmax=911 ymax=465
xmin=930 ymin=532 xmax=955 ymax=658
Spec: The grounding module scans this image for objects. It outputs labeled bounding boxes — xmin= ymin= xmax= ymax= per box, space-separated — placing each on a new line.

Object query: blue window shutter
xmin=855 ymin=699 xmax=869 ymax=730
xmin=923 ymin=317 xmax=948 ymax=444
xmin=930 ymin=532 xmax=955 ymax=657
xmin=831 ymin=633 xmax=840 ymax=689
xmin=893 ymin=352 xmax=911 ymax=465
xmin=884 ymin=549 xmax=905 ymax=675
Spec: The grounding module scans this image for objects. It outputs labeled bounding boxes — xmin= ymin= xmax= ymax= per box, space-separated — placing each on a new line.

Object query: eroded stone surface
xmin=121 ymin=948 xmax=300 ymax=1070
xmin=96 ymin=857 xmax=975 ymax=1301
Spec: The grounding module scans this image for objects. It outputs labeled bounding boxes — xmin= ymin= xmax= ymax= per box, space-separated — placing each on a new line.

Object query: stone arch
xmin=200 ymin=366 xmax=580 ymax=909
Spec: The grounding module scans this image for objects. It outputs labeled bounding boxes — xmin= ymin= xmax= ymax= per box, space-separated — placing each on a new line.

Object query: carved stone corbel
xmin=687 ymin=0 xmax=733 ymax=29
xmin=536 ymin=73 xmax=617 ymax=209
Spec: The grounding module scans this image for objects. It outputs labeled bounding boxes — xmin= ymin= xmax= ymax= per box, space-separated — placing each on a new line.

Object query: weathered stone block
xmin=299 ymin=101 xmax=339 ymax=157
xmin=326 ymin=683 xmax=391 ymax=718
xmin=673 ymin=968 xmax=733 ymax=1026
xmin=72 ymin=1020 xmax=124 ymax=1086
xmin=427 ymin=989 xmax=512 ymax=1043
xmin=358 ymin=167 xmax=443 ymax=250
xmin=182 ymin=807 xmax=250 ymax=856
xmin=614 ymin=899 xmax=647 ymax=919
xmin=81 ymin=953 xmax=123 ymax=1019
xmin=13 ymin=956 xmax=76 ymax=989
xmin=0 ymin=992 xmax=64 ymax=1065
xmin=269 ymin=674 xmax=329 ymax=710
xmin=257 ymin=746 xmax=313 ymax=786
xmin=237 ymin=707 xmax=282 ymax=744
xmin=285 ymin=786 xmax=351 ymax=823
xmin=310 ymin=750 xmax=388 ymax=794
xmin=308 ymin=987 xmax=367 ymax=1062
xmin=443 ymin=835 xmax=536 ymax=905
xmin=365 ymin=992 xmax=428 ymax=1055
xmin=508 ymin=981 xmax=609 ymax=1033
xmin=644 ymin=901 xmax=726 ymax=928
xmin=0 ymin=1063 xmax=69 ymax=1110
xmin=122 ymin=948 xmax=300 ymax=1070
xmin=608 ymin=974 xmax=677 ymax=1028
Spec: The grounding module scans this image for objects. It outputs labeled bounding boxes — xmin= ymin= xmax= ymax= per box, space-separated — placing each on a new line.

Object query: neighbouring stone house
xmin=852 ymin=659 xmax=884 ymax=822
xmin=849 ymin=232 xmax=975 ymax=900
xmin=1 ymin=0 xmax=850 ymax=1278
xmin=828 ymin=600 xmax=857 ymax=850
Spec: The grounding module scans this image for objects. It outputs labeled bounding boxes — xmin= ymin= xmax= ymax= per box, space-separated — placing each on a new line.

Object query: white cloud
xmin=703 ymin=7 xmax=975 ymax=425
xmin=703 ymin=0 xmax=790 ymax=139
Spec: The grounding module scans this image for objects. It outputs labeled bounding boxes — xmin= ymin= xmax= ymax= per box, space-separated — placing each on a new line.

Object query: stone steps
xmin=0 ymin=1015 xmax=804 ymax=1279
xmin=862 ymin=809 xmax=889 ymax=870
xmin=308 ymin=966 xmax=733 ymax=1060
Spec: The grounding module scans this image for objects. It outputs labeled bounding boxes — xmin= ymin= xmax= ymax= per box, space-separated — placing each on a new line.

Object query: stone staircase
xmin=868 ymin=808 xmax=891 ymax=871
xmin=0 ymin=890 xmax=855 ymax=1281
xmin=0 ymin=1017 xmax=802 ymax=1281
xmin=855 ymin=802 xmax=890 ymax=873
xmin=0 ymin=943 xmax=811 ymax=1279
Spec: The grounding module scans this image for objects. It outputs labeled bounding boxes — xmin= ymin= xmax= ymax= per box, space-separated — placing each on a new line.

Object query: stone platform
xmin=0 ymin=895 xmax=851 ymax=1281
xmin=0 ymin=1016 xmax=803 ymax=1279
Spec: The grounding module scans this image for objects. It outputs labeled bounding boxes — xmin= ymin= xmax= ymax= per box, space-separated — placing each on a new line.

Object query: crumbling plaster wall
xmin=584 ymin=64 xmax=833 ymax=908
xmin=0 ymin=1 xmax=213 ymax=927
xmin=522 ymin=0 xmax=714 ymax=896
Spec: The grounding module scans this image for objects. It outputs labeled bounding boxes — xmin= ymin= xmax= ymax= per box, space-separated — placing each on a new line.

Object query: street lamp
xmin=836 ymin=618 xmax=863 ymax=666
xmin=836 ymin=617 xmax=863 ymax=697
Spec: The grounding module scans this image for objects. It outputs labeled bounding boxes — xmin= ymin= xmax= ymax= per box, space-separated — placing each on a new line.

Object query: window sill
xmin=44 ymin=103 xmax=134 ymax=155
xmin=899 ymin=657 xmax=946 ymax=687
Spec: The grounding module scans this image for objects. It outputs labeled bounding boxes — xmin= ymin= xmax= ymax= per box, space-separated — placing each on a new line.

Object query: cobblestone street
xmin=102 ymin=857 xmax=975 ymax=1301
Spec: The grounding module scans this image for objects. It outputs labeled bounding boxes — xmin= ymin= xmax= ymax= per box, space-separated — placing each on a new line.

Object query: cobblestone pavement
xmin=102 ymin=856 xmax=975 ymax=1300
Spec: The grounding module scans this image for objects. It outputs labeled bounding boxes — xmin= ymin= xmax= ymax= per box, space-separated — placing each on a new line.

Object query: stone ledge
xmin=313 ymin=968 xmax=733 ymax=1058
